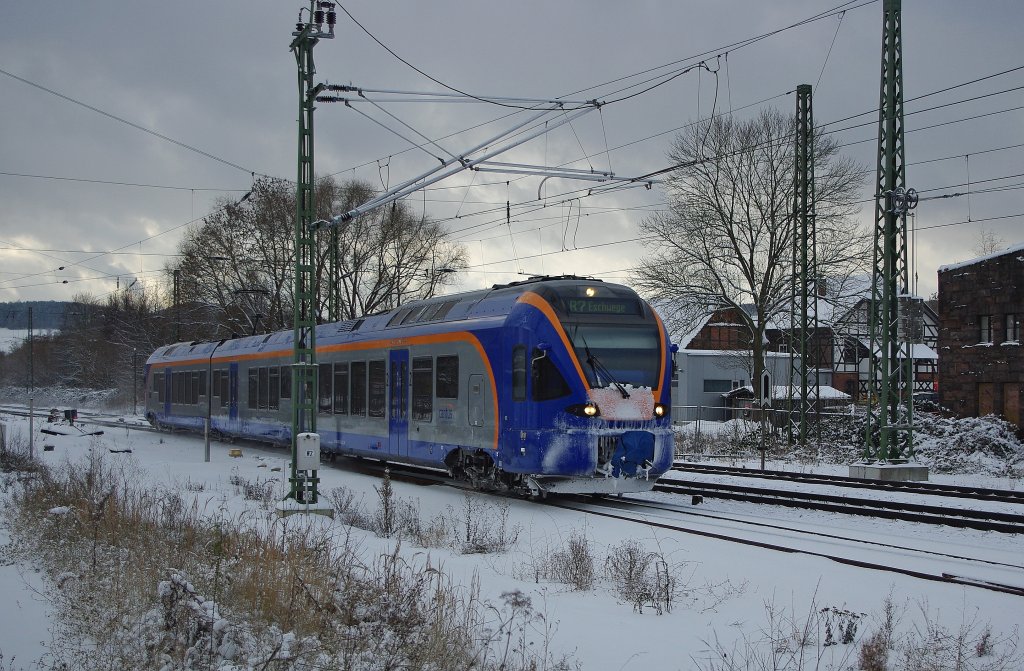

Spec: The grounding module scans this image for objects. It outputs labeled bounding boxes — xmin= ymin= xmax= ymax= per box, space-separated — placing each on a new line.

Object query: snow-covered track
xmin=551 ymin=496 xmax=1024 ymax=598
xmin=655 ymin=479 xmax=1024 ymax=534
xmin=674 ymin=462 xmax=1024 ymax=504
xmin=0 ymin=405 xmax=157 ymax=435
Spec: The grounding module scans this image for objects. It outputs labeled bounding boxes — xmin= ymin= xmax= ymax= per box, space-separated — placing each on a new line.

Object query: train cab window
xmin=248 ymin=369 xmax=258 ymax=409
xmin=268 ymin=367 xmax=280 ymax=410
xmin=351 ymin=361 xmax=367 ymax=415
xmin=368 ymin=360 xmax=386 ymax=418
xmin=436 ymin=355 xmax=459 ymax=399
xmin=333 ymin=363 xmax=349 ymax=415
xmin=258 ymin=367 xmax=270 ymax=409
xmin=318 ymin=363 xmax=333 ymax=415
xmin=512 ymin=346 xmax=527 ymax=402
xmin=532 ymin=349 xmax=571 ymax=401
xmin=412 ymin=357 xmax=433 ymax=421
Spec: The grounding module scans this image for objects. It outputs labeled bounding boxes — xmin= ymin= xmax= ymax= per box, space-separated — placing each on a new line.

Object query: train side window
xmin=412 ymin=356 xmax=433 ymax=421
xmin=333 ymin=362 xmax=349 ymax=415
xmin=512 ymin=346 xmax=527 ymax=401
xmin=155 ymin=372 xmax=165 ymax=402
xmin=212 ymin=370 xmax=223 ymax=408
xmin=172 ymin=371 xmax=182 ymax=404
xmin=247 ymin=369 xmax=258 ymax=409
xmin=268 ymin=367 xmax=280 ymax=410
xmin=258 ymin=367 xmax=269 ymax=409
xmin=280 ymin=367 xmax=291 ymax=400
xmin=199 ymin=371 xmax=208 ymax=402
xmin=318 ymin=363 xmax=333 ymax=415
xmin=368 ymin=360 xmax=386 ymax=418
xmin=350 ymin=361 xmax=367 ymax=415
xmin=220 ymin=369 xmax=230 ymax=407
xmin=532 ymin=349 xmax=571 ymax=401
xmin=191 ymin=371 xmax=200 ymax=405
xmin=436 ymin=355 xmax=459 ymax=399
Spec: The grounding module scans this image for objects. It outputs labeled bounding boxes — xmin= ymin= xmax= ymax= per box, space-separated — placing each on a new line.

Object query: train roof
xmin=147 ymin=275 xmax=647 ymax=364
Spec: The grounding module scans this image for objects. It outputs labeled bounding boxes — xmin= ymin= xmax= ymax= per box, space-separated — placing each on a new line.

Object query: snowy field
xmin=1 ymin=408 xmax=1022 ymax=670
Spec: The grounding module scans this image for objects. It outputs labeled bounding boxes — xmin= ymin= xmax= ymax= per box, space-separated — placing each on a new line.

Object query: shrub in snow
xmin=603 ymin=538 xmax=677 ymax=614
xmin=914 ymin=413 xmax=1024 ymax=475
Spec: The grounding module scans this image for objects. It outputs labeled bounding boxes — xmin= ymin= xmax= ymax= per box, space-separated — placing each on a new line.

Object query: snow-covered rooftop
xmin=938 ymin=240 xmax=1024 ymax=273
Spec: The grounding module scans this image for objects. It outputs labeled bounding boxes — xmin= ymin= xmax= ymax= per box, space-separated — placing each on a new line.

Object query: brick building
xmin=937 ymin=243 xmax=1024 ymax=428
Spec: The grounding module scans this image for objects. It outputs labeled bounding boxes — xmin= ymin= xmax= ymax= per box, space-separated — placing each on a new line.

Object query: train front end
xmin=501 ymin=280 xmax=674 ymax=496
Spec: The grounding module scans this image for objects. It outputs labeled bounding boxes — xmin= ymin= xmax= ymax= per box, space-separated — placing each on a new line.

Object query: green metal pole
xmin=867 ymin=0 xmax=913 ymax=462
xmin=288 ymin=7 xmax=325 ymax=503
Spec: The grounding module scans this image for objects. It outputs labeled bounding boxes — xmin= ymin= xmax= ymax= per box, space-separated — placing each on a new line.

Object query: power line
xmin=0 ymin=171 xmax=248 ymax=193
xmin=0 ymin=67 xmax=266 ymax=178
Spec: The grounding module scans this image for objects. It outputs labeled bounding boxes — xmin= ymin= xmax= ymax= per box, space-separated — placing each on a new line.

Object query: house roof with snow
xmin=937 ymin=241 xmax=1024 ymax=273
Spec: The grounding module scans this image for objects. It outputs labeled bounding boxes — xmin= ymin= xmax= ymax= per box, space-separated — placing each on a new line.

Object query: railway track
xmin=655 ymin=479 xmax=1024 ymax=534
xmin=552 ymin=496 xmax=1024 ymax=599
xmin=674 ymin=462 xmax=1024 ymax=504
xmin=6 ymin=405 xmax=1020 ymax=534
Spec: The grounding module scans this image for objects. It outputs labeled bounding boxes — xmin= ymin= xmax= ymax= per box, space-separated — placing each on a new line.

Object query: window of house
xmin=980 ymin=315 xmax=993 ymax=343
xmin=1006 ymin=314 xmax=1021 ymax=343
xmin=412 ymin=356 xmax=433 ymax=421
xmin=436 ymin=355 xmax=459 ymax=399
xmin=703 ymin=379 xmax=733 ymax=393
xmin=368 ymin=360 xmax=386 ymax=417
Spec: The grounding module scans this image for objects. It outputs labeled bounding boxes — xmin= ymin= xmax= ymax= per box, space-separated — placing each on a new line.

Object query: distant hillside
xmin=0 ymin=301 xmax=77 ymax=330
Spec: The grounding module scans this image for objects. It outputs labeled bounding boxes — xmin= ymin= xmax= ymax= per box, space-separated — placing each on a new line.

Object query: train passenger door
xmin=228 ymin=363 xmax=239 ymax=421
xmin=389 ymin=350 xmax=409 ymax=457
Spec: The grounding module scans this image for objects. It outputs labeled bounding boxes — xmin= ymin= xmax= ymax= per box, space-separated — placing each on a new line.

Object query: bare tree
xmin=633 ymin=108 xmax=868 ymax=398
xmin=169 ymin=176 xmax=466 ymax=336
xmin=972 ymin=226 xmax=1006 ymax=257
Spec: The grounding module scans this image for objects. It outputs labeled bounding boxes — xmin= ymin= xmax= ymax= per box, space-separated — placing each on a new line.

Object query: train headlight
xmin=653 ymin=403 xmax=667 ymax=418
xmin=566 ymin=402 xmax=601 ymax=418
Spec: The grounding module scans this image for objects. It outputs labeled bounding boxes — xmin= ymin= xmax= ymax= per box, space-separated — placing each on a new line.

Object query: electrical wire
xmin=0 ymin=67 xmax=266 ymax=178
xmin=0 ymin=171 xmax=247 ymax=193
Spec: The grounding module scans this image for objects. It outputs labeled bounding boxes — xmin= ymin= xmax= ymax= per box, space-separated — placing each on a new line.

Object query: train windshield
xmin=566 ymin=323 xmax=661 ymax=389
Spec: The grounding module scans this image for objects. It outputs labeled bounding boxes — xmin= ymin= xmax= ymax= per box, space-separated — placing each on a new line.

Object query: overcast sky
xmin=1 ymin=0 xmax=1022 ymax=307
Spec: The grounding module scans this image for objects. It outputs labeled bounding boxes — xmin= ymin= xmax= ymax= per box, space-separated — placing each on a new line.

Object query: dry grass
xmin=2 ymin=450 xmax=572 ymax=670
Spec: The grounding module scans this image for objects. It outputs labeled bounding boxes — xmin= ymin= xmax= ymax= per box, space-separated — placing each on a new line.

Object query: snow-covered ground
xmin=0 ymin=328 xmax=29 ymax=353
xmin=1 ymin=408 xmax=1022 ymax=670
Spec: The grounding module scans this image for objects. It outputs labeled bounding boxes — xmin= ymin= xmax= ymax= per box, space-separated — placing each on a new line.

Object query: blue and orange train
xmin=145 ymin=276 xmax=674 ymax=496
